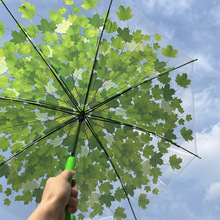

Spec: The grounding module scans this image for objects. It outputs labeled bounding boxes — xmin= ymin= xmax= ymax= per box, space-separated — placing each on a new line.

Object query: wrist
xmin=41 ymin=196 xmax=65 ymax=219
xmin=28 ymin=198 xmax=65 ymax=220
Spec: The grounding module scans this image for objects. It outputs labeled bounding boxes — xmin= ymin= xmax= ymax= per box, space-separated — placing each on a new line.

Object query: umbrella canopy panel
xmin=0 ymin=0 xmax=198 ymax=219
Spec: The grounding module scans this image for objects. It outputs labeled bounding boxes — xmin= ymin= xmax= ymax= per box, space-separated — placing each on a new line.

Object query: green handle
xmin=65 ymin=156 xmax=76 ymax=220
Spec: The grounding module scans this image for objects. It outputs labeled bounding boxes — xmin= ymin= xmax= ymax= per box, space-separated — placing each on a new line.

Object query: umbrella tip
xmin=197 ymin=155 xmax=202 ymax=159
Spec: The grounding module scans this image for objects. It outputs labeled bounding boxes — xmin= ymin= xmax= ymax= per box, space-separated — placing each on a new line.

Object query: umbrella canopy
xmin=0 ymin=0 xmax=199 ymax=219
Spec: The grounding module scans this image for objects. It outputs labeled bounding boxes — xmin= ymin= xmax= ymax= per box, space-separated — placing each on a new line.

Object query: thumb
xmin=60 ymin=170 xmax=75 ymax=181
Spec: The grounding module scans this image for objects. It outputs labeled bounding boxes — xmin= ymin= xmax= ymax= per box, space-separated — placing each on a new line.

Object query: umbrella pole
xmin=65 ymin=118 xmax=83 ymax=220
xmin=71 ymin=120 xmax=83 ymax=157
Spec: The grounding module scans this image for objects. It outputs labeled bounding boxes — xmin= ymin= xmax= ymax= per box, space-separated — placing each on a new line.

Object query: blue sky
xmin=1 ymin=0 xmax=220 ymax=219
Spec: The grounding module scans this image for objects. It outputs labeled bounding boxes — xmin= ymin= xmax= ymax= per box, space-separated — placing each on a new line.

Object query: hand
xmin=28 ymin=170 xmax=78 ymax=220
xmin=42 ymin=170 xmax=78 ymax=214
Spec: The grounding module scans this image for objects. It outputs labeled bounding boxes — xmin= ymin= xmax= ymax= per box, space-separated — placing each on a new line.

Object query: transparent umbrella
xmin=0 ymin=0 xmax=200 ymax=219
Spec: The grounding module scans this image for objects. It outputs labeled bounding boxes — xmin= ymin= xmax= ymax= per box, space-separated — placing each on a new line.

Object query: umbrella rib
xmin=0 ymin=117 xmax=78 ymax=167
xmin=83 ymin=0 xmax=114 ymax=110
xmin=1 ymin=0 xmax=80 ymax=111
xmin=0 ymin=97 xmax=74 ymax=115
xmin=87 ymin=59 xmax=198 ymax=114
xmin=91 ymin=114 xmax=201 ymax=159
xmin=86 ymin=118 xmax=137 ymax=220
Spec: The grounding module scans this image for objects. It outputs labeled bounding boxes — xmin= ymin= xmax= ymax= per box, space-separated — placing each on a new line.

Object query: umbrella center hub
xmin=78 ymin=110 xmax=86 ymax=122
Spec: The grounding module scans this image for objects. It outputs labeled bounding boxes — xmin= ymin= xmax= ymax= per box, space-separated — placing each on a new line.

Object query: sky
xmin=1 ymin=0 xmax=220 ymax=219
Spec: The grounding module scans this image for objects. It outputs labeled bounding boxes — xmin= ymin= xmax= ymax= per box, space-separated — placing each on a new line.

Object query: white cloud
xmin=205 ymin=182 xmax=220 ymax=200
xmin=139 ymin=0 xmax=194 ymax=15
xmin=139 ymin=0 xmax=156 ymax=12
xmin=192 ymin=52 xmax=214 ymax=73
xmin=195 ymin=89 xmax=220 ymax=128
xmin=180 ymin=88 xmax=194 ymax=111
xmin=158 ymin=0 xmax=193 ymax=15
xmin=192 ymin=28 xmax=215 ymax=46
xmin=156 ymin=24 xmax=175 ymax=41
xmin=182 ymin=123 xmax=220 ymax=186
xmin=210 ymin=4 xmax=220 ymax=26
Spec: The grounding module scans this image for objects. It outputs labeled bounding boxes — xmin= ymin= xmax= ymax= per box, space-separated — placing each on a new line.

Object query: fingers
xmin=72 ymin=179 xmax=77 ymax=187
xmin=67 ymin=205 xmax=77 ymax=214
xmin=67 ymin=187 xmax=78 ymax=213
xmin=67 ymin=196 xmax=78 ymax=214
xmin=67 ymin=196 xmax=78 ymax=206
xmin=70 ymin=187 xmax=78 ymax=198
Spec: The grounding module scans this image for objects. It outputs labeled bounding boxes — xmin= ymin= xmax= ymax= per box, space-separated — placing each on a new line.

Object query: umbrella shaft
xmin=71 ymin=121 xmax=82 ymax=156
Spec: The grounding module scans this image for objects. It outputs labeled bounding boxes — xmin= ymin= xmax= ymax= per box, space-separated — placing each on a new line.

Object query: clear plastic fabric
xmin=0 ymin=0 xmax=197 ymax=219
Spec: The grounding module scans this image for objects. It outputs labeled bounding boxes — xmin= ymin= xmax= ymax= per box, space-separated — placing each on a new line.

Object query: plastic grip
xmin=65 ymin=156 xmax=76 ymax=220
